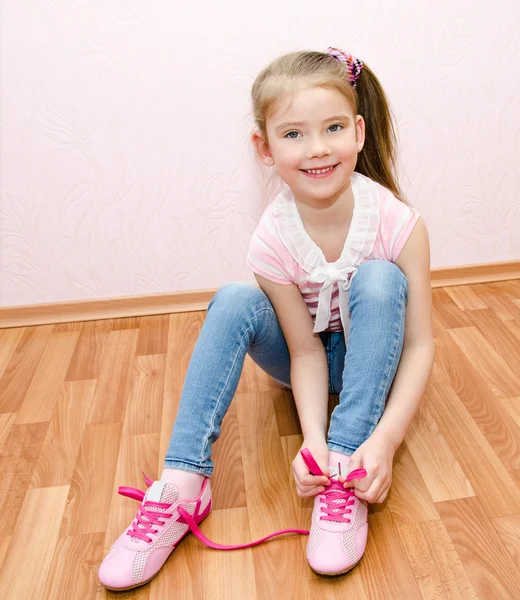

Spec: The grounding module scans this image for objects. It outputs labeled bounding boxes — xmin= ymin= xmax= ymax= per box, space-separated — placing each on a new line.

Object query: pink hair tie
xmin=327 ymin=47 xmax=363 ymax=88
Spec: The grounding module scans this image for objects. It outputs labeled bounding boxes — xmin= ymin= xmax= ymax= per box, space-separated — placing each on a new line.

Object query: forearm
xmin=373 ymin=341 xmax=435 ymax=450
xmin=290 ymin=348 xmax=329 ymax=439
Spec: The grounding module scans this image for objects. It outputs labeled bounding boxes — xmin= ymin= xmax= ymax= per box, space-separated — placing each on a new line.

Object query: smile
xmin=301 ymin=164 xmax=339 ymax=178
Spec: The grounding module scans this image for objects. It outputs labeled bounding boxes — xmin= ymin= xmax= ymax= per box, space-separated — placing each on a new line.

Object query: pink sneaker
xmin=301 ymin=448 xmax=368 ymax=576
xmin=99 ymin=472 xmax=309 ymax=591
xmin=98 ymin=474 xmax=213 ymax=591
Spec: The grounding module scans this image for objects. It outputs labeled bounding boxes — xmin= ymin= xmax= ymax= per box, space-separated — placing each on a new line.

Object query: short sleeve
xmin=379 ymin=191 xmax=420 ymax=261
xmin=246 ymin=205 xmax=294 ymax=285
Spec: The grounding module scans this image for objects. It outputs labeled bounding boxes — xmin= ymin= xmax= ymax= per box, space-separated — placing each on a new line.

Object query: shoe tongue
xmin=328 ymin=464 xmax=342 ymax=480
xmin=146 ymin=481 xmax=178 ymax=504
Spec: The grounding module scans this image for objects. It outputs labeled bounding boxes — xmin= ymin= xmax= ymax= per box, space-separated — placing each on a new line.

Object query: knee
xmin=208 ymin=282 xmax=270 ymax=316
xmin=351 ymin=260 xmax=408 ymax=304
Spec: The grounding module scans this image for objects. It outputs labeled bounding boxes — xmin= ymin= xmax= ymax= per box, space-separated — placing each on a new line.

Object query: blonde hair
xmin=251 ymin=50 xmax=404 ymax=200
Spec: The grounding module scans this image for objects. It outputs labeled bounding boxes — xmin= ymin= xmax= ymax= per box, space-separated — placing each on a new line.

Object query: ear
xmin=355 ymin=115 xmax=366 ymax=153
xmin=252 ymin=130 xmax=275 ymax=166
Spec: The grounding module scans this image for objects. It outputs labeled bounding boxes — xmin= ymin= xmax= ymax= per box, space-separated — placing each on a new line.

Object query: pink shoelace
xmin=119 ymin=474 xmax=308 ymax=550
xmin=300 ymin=448 xmax=367 ymax=524
xmin=119 ymin=449 xmax=367 ymax=550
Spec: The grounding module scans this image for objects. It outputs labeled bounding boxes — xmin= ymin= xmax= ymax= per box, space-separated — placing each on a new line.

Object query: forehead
xmin=268 ymin=86 xmax=354 ymax=125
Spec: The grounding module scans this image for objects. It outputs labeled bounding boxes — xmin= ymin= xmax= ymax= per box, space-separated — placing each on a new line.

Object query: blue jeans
xmin=165 ymin=260 xmax=408 ymax=477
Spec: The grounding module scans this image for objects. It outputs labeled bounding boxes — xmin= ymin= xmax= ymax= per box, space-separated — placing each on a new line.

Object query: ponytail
xmin=355 ymin=63 xmax=404 ymax=201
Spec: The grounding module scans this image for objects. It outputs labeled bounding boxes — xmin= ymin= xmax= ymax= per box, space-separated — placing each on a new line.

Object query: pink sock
xmin=160 ymin=468 xmax=205 ymax=499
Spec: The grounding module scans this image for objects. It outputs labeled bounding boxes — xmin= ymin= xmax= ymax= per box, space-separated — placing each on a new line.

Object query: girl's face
xmin=255 ymin=86 xmax=365 ymax=205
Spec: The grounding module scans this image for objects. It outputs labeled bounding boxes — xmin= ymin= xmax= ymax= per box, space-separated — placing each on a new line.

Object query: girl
xmin=99 ymin=47 xmax=434 ymax=590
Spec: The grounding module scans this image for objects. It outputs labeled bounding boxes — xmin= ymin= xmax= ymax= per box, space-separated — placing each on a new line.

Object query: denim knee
xmin=208 ymin=282 xmax=270 ymax=317
xmin=351 ymin=260 xmax=408 ymax=305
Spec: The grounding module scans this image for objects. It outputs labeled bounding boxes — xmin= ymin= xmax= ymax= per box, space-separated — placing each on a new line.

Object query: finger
xmin=355 ymin=477 xmax=385 ymax=503
xmin=345 ymin=473 xmax=373 ymax=493
xmin=375 ymin=486 xmax=390 ymax=504
xmin=298 ymin=485 xmax=326 ymax=498
xmin=300 ymin=474 xmax=330 ymax=487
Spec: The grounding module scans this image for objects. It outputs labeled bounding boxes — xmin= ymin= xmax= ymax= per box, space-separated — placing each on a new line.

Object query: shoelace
xmin=300 ymin=448 xmax=367 ymax=524
xmin=119 ymin=474 xmax=308 ymax=550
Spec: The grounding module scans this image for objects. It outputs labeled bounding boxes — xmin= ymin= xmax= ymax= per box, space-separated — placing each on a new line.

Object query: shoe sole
xmin=310 ymin=560 xmax=360 ymax=577
xmin=103 ymin=499 xmax=213 ymax=592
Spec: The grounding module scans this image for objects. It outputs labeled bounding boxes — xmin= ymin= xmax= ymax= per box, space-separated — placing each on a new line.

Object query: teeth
xmin=306 ymin=166 xmax=334 ymax=174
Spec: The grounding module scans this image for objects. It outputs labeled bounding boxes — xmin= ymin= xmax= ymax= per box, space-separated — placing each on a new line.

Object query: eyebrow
xmin=275 ymin=114 xmax=351 ymax=133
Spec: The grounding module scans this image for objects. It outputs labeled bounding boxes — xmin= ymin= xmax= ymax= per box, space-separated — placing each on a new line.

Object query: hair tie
xmin=326 ymin=47 xmax=363 ymax=89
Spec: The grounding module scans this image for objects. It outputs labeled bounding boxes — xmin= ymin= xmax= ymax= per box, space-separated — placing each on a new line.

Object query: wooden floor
xmin=1 ymin=281 xmax=520 ymax=599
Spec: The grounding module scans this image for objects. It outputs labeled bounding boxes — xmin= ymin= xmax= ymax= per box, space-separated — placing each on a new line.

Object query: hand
xmin=292 ymin=436 xmax=330 ymax=498
xmin=343 ymin=431 xmax=397 ymax=503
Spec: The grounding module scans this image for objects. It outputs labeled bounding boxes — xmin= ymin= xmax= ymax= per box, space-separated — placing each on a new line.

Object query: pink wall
xmin=1 ymin=1 xmax=519 ymax=307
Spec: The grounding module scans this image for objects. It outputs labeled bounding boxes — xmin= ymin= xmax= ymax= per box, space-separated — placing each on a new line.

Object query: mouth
xmin=300 ymin=164 xmax=339 ymax=178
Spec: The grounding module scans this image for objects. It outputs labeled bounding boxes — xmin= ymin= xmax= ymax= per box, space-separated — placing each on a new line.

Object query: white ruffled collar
xmin=272 ymin=172 xmax=381 ymax=332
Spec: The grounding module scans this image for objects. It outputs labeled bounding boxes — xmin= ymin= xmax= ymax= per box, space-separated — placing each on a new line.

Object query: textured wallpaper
xmin=1 ymin=0 xmax=519 ymax=307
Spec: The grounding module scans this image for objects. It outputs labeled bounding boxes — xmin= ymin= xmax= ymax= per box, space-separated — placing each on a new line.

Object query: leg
xmin=164 ymin=282 xmax=291 ymax=477
xmin=327 ymin=260 xmax=408 ymax=455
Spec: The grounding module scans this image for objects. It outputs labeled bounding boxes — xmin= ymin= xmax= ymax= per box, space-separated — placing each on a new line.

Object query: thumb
xmin=348 ymin=448 xmax=363 ymax=473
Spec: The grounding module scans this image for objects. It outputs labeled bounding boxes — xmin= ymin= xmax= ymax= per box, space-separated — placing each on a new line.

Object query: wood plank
xmin=271 ymin=387 xmax=301 ymax=437
xmin=432 ymin=289 xmax=474 ymax=329
xmin=43 ymin=533 xmax=105 ymax=600
xmin=159 ymin=313 xmax=202 ymax=470
xmin=59 ymin=423 xmax=122 ymax=537
xmin=501 ymin=397 xmax=520 ymax=428
xmin=201 ymin=507 xmax=257 ymax=600
xmin=0 ymin=422 xmax=49 ymax=536
xmin=448 ymin=326 xmax=520 ymax=398
xmin=437 ymin=497 xmax=520 ymax=599
xmin=104 ymin=433 xmax=160 ymax=552
xmin=425 ymin=382 xmax=520 ymax=518
xmin=135 ymin=314 xmax=169 ymax=356
xmin=493 ymin=279 xmax=520 ymax=300
xmin=0 ymin=486 xmax=69 ymax=600
xmin=236 ymin=354 xmax=271 ymax=394
xmin=470 ymin=282 xmax=520 ymax=321
xmin=31 ymin=380 xmax=96 ymax=488
xmin=434 ymin=332 xmax=520 ymax=470
xmin=492 ymin=514 xmax=520 ymax=572
xmin=309 ymin=570 xmax=368 ymax=599
xmin=0 ymin=536 xmax=11 ymax=571
xmin=88 ymin=329 xmax=139 ymax=425
xmin=238 ymin=391 xmax=311 ymax=598
xmin=464 ymin=308 xmax=520 ymax=375
xmin=211 ymin=401 xmax=247 ymax=510
xmin=65 ymin=319 xmax=111 ymax=381
xmin=385 ymin=442 xmax=439 ymax=527
xmin=0 ymin=328 xmax=23 ymax=379
xmin=405 ymin=401 xmax=475 ymax=502
xmin=16 ymin=331 xmax=80 ymax=424
xmin=398 ymin=519 xmax=477 ymax=600
xmin=358 ymin=505 xmax=422 ymax=599
xmin=444 ymin=286 xmax=488 ymax=311
xmin=0 ymin=413 xmax=16 ymax=454
xmin=123 ymin=354 xmax=165 ymax=436
xmin=0 ymin=325 xmax=53 ymax=412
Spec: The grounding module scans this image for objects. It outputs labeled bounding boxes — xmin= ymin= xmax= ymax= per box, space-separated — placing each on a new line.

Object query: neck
xmin=295 ymin=179 xmax=354 ymax=230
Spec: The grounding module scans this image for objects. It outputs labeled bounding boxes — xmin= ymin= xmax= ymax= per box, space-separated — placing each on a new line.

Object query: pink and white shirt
xmin=246 ymin=172 xmax=420 ymax=335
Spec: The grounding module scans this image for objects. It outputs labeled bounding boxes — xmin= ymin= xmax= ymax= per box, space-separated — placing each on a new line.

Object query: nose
xmin=306 ymin=134 xmax=331 ymax=160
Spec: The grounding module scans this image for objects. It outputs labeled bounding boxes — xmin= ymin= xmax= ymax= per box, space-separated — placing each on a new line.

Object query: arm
xmin=254 ymin=274 xmax=329 ymax=439
xmin=254 ymin=274 xmax=332 ymax=495
xmin=346 ymin=218 xmax=435 ymax=502
xmin=374 ymin=216 xmax=435 ymax=448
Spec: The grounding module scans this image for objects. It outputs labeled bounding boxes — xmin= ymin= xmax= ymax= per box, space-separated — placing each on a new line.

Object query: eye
xmin=284 ymin=131 xmax=301 ymax=139
xmin=328 ymin=124 xmax=344 ymax=133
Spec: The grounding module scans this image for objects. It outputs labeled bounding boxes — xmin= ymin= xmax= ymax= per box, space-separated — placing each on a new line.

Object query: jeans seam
xmin=374 ymin=279 xmax=406 ymax=421
xmin=198 ymin=305 xmax=272 ymax=465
